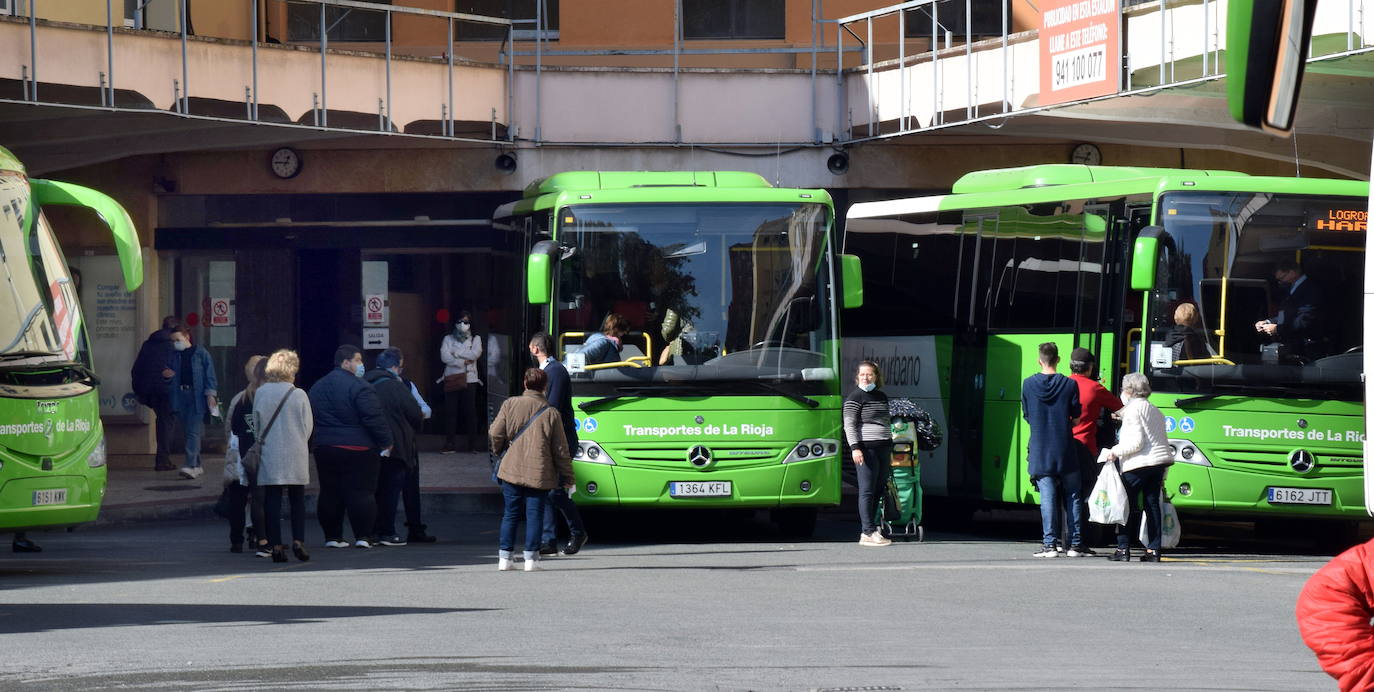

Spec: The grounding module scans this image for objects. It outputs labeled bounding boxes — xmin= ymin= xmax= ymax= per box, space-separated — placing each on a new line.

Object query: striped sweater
xmin=843 ymin=388 xmax=891 ymax=447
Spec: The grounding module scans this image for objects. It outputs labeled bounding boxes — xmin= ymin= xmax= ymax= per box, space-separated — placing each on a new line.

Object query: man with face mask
xmin=131 ymin=316 xmax=185 ymax=471
xmin=365 ymin=347 xmax=425 ymax=546
xmin=309 ymin=345 xmax=393 ymax=549
xmin=529 ymin=332 xmax=588 ymax=556
xmin=167 ymin=327 xmax=218 ymax=480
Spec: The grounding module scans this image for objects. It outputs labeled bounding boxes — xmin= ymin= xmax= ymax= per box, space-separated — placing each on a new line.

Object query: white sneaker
xmin=323 ymin=540 xmax=350 ymax=549
xmin=524 ymin=559 xmax=540 ymax=572
xmin=1032 ymin=546 xmax=1061 ymax=558
xmin=497 ymin=558 xmax=513 ymax=571
xmin=178 ymin=466 xmax=202 ymax=479
xmin=354 ymin=539 xmax=373 ymax=549
xmin=869 ymin=532 xmax=892 ymax=547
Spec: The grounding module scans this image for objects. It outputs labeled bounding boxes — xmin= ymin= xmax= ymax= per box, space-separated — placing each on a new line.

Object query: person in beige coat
xmin=489 ymin=367 xmax=573 ymax=572
xmin=1101 ymin=372 xmax=1173 ymax=562
xmin=253 ymin=349 xmax=314 ymax=563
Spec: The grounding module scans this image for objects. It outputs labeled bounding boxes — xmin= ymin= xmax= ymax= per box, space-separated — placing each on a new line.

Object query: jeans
xmin=153 ymin=402 xmax=176 ymax=468
xmin=1035 ymin=470 xmax=1083 ymax=548
xmin=854 ymin=442 xmax=892 ymax=534
xmin=263 ymin=485 xmax=306 ymax=547
xmin=499 ymin=481 xmax=549 ymax=554
xmin=173 ymin=410 xmax=205 ymax=468
xmin=541 ymin=487 xmax=586 ymax=544
xmin=1116 ymin=465 xmax=1167 ymax=552
xmin=316 ymin=446 xmax=381 ymax=542
xmin=402 ymin=456 xmax=424 ymax=530
xmin=374 ymin=458 xmax=409 ymax=538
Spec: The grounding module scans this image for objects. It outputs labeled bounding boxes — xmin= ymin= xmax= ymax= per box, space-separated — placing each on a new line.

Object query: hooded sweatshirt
xmin=1021 ymin=372 xmax=1081 ymax=478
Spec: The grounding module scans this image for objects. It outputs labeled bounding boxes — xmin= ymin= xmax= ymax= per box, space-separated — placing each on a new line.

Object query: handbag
xmin=443 ymin=372 xmax=468 ymax=392
xmin=1088 ymin=456 xmax=1129 ymax=526
xmin=240 ymin=389 xmax=293 ymax=475
xmin=490 ymin=404 xmax=550 ymax=483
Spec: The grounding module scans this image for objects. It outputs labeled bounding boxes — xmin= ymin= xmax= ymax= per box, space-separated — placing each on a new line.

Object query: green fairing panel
xmin=31 ymin=180 xmax=143 ymax=291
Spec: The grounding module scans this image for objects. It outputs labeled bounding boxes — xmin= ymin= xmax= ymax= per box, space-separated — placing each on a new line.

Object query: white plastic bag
xmin=1140 ymin=493 xmax=1182 ymax=548
xmin=222 ymin=433 xmax=244 ymax=486
xmin=1089 ymin=457 xmax=1129 ymax=525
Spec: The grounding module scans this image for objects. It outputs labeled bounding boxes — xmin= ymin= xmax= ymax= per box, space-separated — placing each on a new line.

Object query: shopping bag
xmin=1141 ymin=494 xmax=1182 ymax=548
xmin=1088 ymin=459 xmax=1129 ymax=525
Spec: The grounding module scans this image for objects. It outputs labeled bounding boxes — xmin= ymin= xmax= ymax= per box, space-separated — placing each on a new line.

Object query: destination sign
xmin=1311 ymin=208 xmax=1368 ymax=232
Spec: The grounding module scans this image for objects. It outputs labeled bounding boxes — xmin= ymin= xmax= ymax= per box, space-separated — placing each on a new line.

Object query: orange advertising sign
xmin=1039 ymin=0 xmax=1121 ymax=106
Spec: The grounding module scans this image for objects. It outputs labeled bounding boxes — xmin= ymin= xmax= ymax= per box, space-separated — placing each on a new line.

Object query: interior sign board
xmin=1039 ymin=0 xmax=1120 ymax=106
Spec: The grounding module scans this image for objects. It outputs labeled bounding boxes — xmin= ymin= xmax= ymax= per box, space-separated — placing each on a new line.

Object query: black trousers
xmin=153 ymin=402 xmax=176 ymax=467
xmin=264 ymin=485 xmax=307 ymax=547
xmin=316 ymin=446 xmax=381 ymax=542
xmin=374 ymin=458 xmax=408 ymax=538
xmin=443 ymin=385 xmax=483 ymax=451
xmin=402 ymin=456 xmax=424 ymax=530
xmin=854 ymin=442 xmax=892 ymax=534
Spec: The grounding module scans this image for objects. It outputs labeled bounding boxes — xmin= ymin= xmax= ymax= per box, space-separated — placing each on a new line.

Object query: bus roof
xmin=849 ymin=165 xmax=1366 ymax=220
xmin=496 ymin=171 xmax=832 ymax=219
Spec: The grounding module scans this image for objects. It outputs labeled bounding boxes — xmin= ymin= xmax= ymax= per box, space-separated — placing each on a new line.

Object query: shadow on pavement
xmin=0 ymin=603 xmax=493 ymax=634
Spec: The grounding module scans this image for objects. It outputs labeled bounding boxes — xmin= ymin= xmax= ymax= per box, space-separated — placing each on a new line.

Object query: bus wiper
xmin=731 ymin=380 xmax=818 ymax=408
xmin=578 ymin=380 xmax=818 ymax=411
xmin=1174 ymin=394 xmax=1218 ymax=408
xmin=60 ymin=362 xmax=101 ymax=386
xmin=579 ymin=385 xmax=706 ymax=411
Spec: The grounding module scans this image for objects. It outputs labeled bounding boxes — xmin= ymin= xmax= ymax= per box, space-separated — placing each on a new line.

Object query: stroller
xmin=878 ymin=398 xmax=942 ymax=541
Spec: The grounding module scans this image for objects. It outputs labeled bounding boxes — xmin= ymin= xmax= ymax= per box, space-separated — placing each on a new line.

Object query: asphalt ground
xmin=0 ymin=508 xmax=1345 ymax=691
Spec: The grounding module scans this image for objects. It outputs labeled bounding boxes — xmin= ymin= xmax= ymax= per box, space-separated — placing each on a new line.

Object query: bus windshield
xmin=556 ymin=202 xmax=835 ymax=393
xmin=1146 ymin=190 xmax=1366 ymax=399
xmin=0 ymin=173 xmax=80 ymax=363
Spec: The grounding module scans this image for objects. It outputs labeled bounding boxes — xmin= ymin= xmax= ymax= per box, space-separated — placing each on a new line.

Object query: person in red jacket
xmin=1068 ymin=347 xmax=1123 ymax=552
xmin=1296 ymin=537 xmax=1374 ymax=692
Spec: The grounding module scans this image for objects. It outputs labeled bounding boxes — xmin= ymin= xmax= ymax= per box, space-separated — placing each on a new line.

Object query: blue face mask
xmin=354 ymin=363 xmax=365 ymax=378
xmin=859 ymin=382 xmax=876 ymax=392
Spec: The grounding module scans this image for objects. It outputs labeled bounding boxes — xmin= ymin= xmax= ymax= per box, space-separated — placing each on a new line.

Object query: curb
xmin=96 ymin=488 xmax=504 ymax=526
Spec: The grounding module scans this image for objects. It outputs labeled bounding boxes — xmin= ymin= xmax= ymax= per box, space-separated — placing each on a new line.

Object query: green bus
xmin=844 ymin=164 xmax=1368 ymax=528
xmin=497 ymin=171 xmax=861 ymax=535
xmin=0 ymin=146 xmax=143 ymax=534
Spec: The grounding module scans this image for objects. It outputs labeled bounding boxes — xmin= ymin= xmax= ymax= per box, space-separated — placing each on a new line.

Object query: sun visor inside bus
xmin=32 ymin=179 xmax=144 ymax=291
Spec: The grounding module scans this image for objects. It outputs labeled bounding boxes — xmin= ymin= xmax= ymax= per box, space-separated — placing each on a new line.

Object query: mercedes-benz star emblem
xmin=1288 ymin=449 xmax=1315 ymax=473
xmin=687 ymin=445 xmax=713 ymax=468
xmin=695 ymin=415 xmax=705 ymax=424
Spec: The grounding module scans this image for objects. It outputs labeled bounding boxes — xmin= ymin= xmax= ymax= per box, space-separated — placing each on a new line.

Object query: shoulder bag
xmin=240 ymin=389 xmax=294 ymax=476
xmin=490 ymin=405 xmax=550 ymax=484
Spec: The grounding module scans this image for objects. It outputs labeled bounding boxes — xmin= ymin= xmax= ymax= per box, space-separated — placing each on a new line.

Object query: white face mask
xmin=455 ymin=322 xmax=470 ymax=335
xmin=859 ymin=382 xmax=876 ymax=392
xmin=172 ymin=339 xmax=189 ymax=352
xmin=353 ymin=363 xmax=365 ymax=378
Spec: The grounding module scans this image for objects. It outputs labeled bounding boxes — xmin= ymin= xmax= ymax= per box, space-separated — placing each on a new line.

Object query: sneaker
xmin=440 ymin=446 xmax=458 ymax=455
xmin=354 ymin=539 xmax=373 ymax=549
xmin=870 ymin=532 xmax=892 ymax=547
xmin=1066 ymin=545 xmax=1097 ymax=557
xmin=407 ymin=531 xmax=438 ymax=544
xmin=255 ymin=544 xmax=272 ymax=558
xmin=323 ymin=540 xmax=350 ymax=549
xmin=1139 ymin=551 xmax=1162 ymax=562
xmin=859 ymin=531 xmax=890 ymax=547
xmin=12 ymin=537 xmax=42 ymax=553
xmin=524 ymin=558 xmax=540 ymax=572
xmin=1109 ymin=548 xmax=1130 ymax=562
xmin=562 ymin=532 xmax=589 ymax=555
xmin=1032 ymin=546 xmax=1061 ymax=558
xmin=378 ymin=535 xmax=407 ymax=547
xmin=538 ymin=542 xmax=559 ymax=556
xmin=178 ymin=466 xmax=203 ymax=479
xmin=497 ymin=558 xmax=513 ymax=571
xmin=292 ymin=541 xmax=310 ymax=562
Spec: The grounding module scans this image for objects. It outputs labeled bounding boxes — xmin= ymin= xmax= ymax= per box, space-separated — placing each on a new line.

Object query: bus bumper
xmin=570 ymin=456 xmax=841 ymax=508
xmin=1166 ymin=463 xmax=1367 ymax=518
xmin=0 ymin=469 xmax=106 ymax=530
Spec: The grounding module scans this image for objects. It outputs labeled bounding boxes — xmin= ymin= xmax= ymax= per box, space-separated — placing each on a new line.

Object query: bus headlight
xmin=87 ymin=437 xmax=107 ymax=468
xmin=784 ymin=439 xmax=839 ymax=463
xmin=1169 ymin=439 xmax=1212 ymax=467
xmin=574 ymin=441 xmax=614 ymax=465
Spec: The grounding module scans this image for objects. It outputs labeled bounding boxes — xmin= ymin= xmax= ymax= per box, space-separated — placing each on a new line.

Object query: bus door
xmin=1116 ymin=204 xmax=1151 ymax=376
xmin=946 ymin=213 xmax=994 ymax=500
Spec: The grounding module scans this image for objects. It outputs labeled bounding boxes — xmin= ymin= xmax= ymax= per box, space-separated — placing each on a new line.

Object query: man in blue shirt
xmin=529 ymin=332 xmax=588 ymax=556
xmin=1021 ymin=342 xmax=1082 ymax=558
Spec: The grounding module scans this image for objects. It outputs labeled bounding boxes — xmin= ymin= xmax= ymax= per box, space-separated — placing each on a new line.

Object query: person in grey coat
xmin=253 ymin=349 xmax=314 ymax=563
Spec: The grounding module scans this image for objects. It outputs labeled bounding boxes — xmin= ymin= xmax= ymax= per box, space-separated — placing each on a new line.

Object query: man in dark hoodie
xmin=1021 ymin=342 xmax=1083 ymax=558
xmin=130 ymin=316 xmax=183 ymax=471
xmin=365 ymin=347 xmax=424 ymax=547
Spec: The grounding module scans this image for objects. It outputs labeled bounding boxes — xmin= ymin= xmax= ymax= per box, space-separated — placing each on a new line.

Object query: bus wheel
xmin=774 ymin=508 xmax=818 ymax=538
xmin=1314 ymin=520 xmax=1362 ymax=553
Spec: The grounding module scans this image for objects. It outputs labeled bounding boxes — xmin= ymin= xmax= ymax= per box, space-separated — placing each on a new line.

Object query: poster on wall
xmin=1038 ymin=0 xmax=1121 ymax=106
xmin=69 ymin=254 xmax=142 ymax=420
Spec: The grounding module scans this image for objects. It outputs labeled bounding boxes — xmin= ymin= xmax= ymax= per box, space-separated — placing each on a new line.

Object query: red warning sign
xmin=210 ymin=298 xmax=232 ymax=327
xmin=364 ymin=294 xmax=386 ymax=325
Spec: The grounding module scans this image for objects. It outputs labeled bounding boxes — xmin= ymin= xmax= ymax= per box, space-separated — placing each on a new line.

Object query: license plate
xmin=669 ymin=481 xmax=732 ymax=498
xmin=32 ymin=488 xmax=67 ymax=506
xmin=1267 ymin=487 xmax=1333 ymax=505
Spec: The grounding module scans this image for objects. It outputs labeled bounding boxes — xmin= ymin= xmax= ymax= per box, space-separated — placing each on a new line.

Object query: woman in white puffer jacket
xmin=1102 ymin=373 xmax=1173 ymax=562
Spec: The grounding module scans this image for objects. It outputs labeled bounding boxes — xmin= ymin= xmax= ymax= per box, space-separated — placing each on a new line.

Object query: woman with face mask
xmin=438 ymin=310 xmax=484 ymax=454
xmin=1100 ymin=373 xmax=1173 ymax=562
xmin=168 ymin=328 xmax=219 ymax=480
xmin=843 ymin=360 xmax=893 ymax=547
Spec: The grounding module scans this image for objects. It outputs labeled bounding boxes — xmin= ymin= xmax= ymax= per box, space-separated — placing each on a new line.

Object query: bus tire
xmin=774 ymin=507 xmax=818 ymax=538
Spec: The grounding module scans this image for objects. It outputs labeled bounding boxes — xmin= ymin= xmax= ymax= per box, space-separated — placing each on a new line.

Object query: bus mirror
xmin=32 ymin=179 xmax=143 ymax=290
xmin=1226 ymin=0 xmax=1318 ymax=134
xmin=527 ymin=254 xmax=551 ymax=304
xmin=1130 ymin=227 xmax=1163 ymax=291
xmin=841 ymin=254 xmax=863 ymax=308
